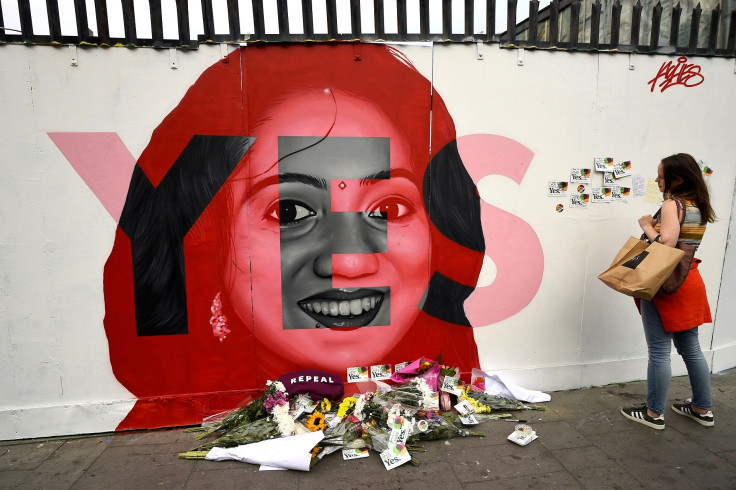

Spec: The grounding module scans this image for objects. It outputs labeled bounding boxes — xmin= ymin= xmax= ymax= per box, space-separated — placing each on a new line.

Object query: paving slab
xmin=593 ymin=423 xmax=736 ymax=488
xmin=0 ymin=441 xmax=65 ymax=471
xmin=465 ymin=470 xmax=585 ymax=489
xmin=550 ymin=445 xmax=620 ymax=473
xmin=536 ymin=420 xmax=591 ymax=451
xmin=0 ymin=469 xmax=34 ymax=489
xmin=185 ymin=466 xmax=303 ymax=489
xmin=20 ymin=437 xmax=109 ymax=489
xmin=570 ymin=465 xmax=645 ymax=489
xmin=392 ymin=460 xmax=463 ymax=488
xmin=72 ymin=443 xmax=194 ymax=490
xmin=445 ymin=441 xmax=566 ymax=483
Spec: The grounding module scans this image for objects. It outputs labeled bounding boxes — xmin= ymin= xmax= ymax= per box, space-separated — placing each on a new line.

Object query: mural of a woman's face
xmin=101 ymin=44 xmax=492 ymax=431
xmin=227 ymin=91 xmax=431 ymax=370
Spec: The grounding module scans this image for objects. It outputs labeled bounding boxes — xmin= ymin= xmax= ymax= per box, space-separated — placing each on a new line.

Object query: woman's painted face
xmin=655 ymin=163 xmax=666 ymax=193
xmin=227 ymin=92 xmax=431 ymax=370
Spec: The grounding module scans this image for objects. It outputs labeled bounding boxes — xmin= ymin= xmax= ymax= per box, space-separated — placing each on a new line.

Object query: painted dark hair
xmin=661 ymin=153 xmax=715 ymax=224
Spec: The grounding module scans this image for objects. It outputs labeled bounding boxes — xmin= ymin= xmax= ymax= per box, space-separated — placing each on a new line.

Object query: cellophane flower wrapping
xmin=192 ymin=380 xmax=289 ymax=441
xmin=390 ymin=357 xmax=441 ymax=391
xmin=437 ymin=365 xmax=461 ymax=411
xmin=407 ymin=411 xmax=483 ymax=442
xmin=372 ymin=378 xmax=439 ymax=412
xmin=459 ymin=384 xmax=525 ymax=413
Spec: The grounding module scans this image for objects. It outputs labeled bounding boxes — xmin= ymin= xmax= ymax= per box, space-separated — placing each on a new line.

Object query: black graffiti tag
xmin=647 ymin=57 xmax=705 ymax=93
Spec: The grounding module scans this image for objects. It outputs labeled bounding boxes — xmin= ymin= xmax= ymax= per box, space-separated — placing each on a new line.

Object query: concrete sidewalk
xmin=2 ymin=369 xmax=735 ymax=489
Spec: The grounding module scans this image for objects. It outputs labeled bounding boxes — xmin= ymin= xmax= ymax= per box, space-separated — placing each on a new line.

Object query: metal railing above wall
xmin=0 ymin=0 xmax=733 ymax=57
xmin=509 ymin=0 xmax=736 ymax=56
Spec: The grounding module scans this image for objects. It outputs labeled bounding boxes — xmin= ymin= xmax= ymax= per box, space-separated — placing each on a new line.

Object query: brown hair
xmin=661 ymin=153 xmax=715 ymax=224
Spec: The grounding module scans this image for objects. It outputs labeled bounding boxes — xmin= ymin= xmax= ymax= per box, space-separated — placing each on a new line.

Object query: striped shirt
xmin=655 ymin=199 xmax=706 ymax=248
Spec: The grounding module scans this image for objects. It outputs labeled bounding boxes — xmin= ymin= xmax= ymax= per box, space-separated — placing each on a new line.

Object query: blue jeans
xmin=640 ymin=299 xmax=712 ymax=415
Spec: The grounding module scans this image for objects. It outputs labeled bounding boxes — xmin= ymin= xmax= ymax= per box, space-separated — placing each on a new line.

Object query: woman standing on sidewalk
xmin=621 ymin=153 xmax=716 ymax=430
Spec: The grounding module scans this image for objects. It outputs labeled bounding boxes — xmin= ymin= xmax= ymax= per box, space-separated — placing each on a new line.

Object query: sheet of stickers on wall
xmin=548 ymin=158 xmax=714 ymax=212
xmin=346 ymin=362 xmax=410 ymax=382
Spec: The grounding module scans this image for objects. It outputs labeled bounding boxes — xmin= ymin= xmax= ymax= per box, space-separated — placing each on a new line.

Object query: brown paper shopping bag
xmin=598 ymin=237 xmax=685 ymax=301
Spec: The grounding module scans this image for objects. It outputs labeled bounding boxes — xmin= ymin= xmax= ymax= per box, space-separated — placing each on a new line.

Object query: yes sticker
xmin=347 ymin=366 xmax=369 ymax=382
xmin=380 ymin=443 xmax=412 ymax=470
xmin=371 ymin=364 xmax=392 ymax=380
xmin=570 ymin=194 xmax=589 ymax=208
xmin=342 ymin=447 xmax=370 ymax=460
xmin=594 ymin=157 xmax=614 ymax=172
xmin=613 ymin=161 xmax=632 ymax=179
xmin=570 ymin=168 xmax=592 ymax=184
xmin=547 ymin=181 xmax=568 ymax=196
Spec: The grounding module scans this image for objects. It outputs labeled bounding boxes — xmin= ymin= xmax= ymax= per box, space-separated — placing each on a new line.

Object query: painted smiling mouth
xmin=297 ymin=289 xmax=385 ymax=328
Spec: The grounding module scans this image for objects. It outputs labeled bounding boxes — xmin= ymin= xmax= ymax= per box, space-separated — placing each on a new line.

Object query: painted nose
xmin=313 ymin=213 xmax=383 ymax=278
xmin=313 ymin=252 xmax=380 ymax=278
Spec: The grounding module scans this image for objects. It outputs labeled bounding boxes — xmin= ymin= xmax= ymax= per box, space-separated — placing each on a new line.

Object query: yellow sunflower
xmin=305 ymin=411 xmax=326 ymax=432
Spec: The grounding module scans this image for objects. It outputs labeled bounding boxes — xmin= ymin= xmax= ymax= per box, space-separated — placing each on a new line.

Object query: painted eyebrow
xmin=360 ymin=169 xmax=415 ymax=185
xmin=247 ymin=172 xmax=327 ymax=197
xmin=279 ymin=172 xmax=328 ymax=188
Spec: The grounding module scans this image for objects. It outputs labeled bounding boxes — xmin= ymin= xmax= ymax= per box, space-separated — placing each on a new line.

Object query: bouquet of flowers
xmin=391 ymin=357 xmax=441 ymax=391
xmin=372 ymin=378 xmax=439 ymax=412
xmin=186 ymin=418 xmax=280 ymax=453
xmin=179 ymin=380 xmax=293 ymax=459
xmin=191 ymin=380 xmax=290 ymax=441
xmin=407 ymin=411 xmax=484 ymax=442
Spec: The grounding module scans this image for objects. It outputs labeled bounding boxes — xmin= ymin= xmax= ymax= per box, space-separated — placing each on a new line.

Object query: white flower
xmin=272 ymin=403 xmax=295 ymax=436
xmin=415 ymin=377 xmax=431 ymax=396
xmin=353 ymin=395 xmax=366 ymax=421
xmin=387 ymin=404 xmax=401 ymax=421
xmin=411 ymin=378 xmax=438 ymax=409
xmin=273 ymin=381 xmax=286 ymax=393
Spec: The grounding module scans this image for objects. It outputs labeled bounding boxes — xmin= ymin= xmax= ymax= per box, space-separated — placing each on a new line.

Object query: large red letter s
xmin=458 ymin=134 xmax=544 ymax=326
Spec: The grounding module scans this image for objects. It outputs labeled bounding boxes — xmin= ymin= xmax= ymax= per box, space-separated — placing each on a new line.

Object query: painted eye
xmin=266 ymin=200 xmax=316 ymax=225
xmin=366 ymin=197 xmax=414 ymax=221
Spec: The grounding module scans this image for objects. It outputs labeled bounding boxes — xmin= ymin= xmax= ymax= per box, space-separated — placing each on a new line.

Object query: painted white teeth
xmin=301 ymin=296 xmax=383 ymax=317
xmin=350 ymin=299 xmax=362 ymax=315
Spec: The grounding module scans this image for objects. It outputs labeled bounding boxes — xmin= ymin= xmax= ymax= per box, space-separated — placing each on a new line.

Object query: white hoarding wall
xmin=0 ymin=43 xmax=734 ymax=439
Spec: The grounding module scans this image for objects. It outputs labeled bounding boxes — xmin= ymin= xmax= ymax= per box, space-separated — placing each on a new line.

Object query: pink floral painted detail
xmin=210 ymin=292 xmax=230 ymax=341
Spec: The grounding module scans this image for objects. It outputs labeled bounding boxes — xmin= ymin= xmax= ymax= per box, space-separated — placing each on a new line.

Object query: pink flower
xmin=264 ymin=392 xmax=289 ymax=413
